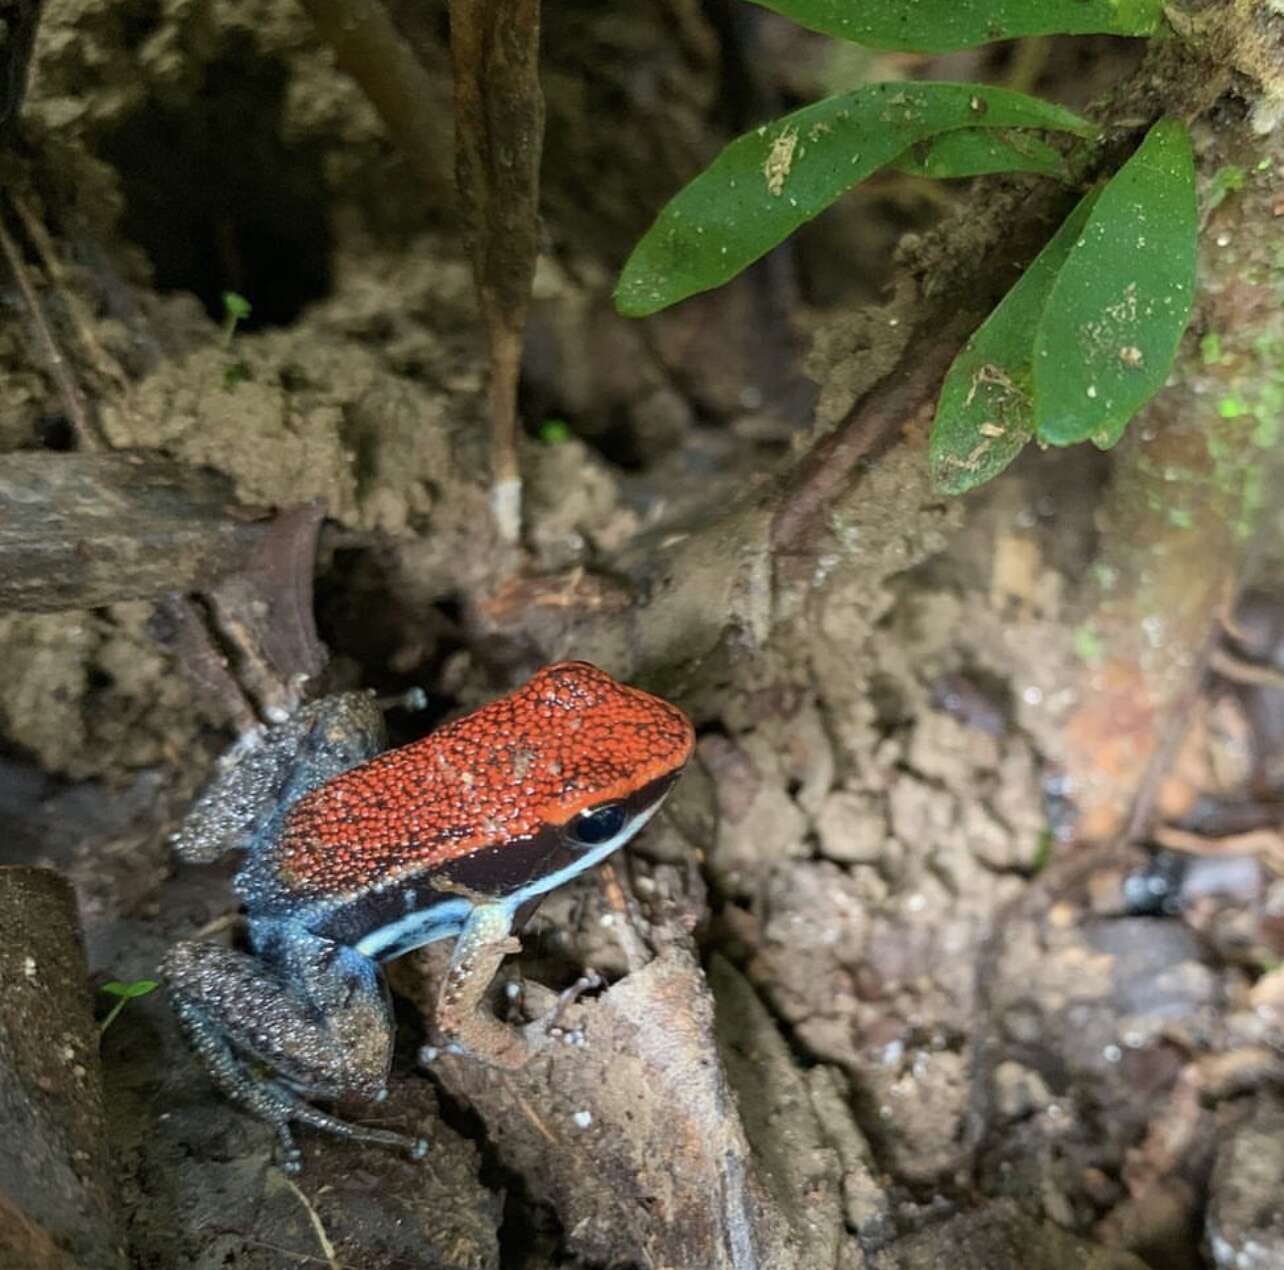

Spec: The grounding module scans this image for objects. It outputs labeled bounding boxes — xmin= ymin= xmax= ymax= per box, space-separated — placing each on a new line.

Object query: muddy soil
xmin=2 ymin=4 xmax=1282 ymax=1269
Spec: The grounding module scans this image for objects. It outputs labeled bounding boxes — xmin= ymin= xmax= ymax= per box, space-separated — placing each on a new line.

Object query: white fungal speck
xmin=573 ymin=1110 xmax=593 ymax=1129
xmin=763 ymin=127 xmax=799 ymax=196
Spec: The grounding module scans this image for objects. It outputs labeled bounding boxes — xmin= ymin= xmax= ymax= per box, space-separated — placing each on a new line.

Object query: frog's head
xmin=432 ymin=660 xmax=695 ymax=903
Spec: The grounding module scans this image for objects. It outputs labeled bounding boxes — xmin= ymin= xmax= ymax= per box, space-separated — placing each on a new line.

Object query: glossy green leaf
xmin=746 ymin=0 xmax=1164 ymax=52
xmin=101 ymin=979 xmax=160 ymax=999
xmin=616 ymin=84 xmax=1094 ymax=317
xmin=1033 ymin=118 xmax=1197 ymax=447
xmin=893 ymin=128 xmax=1068 ymax=180
xmin=930 ymin=190 xmax=1100 ymax=493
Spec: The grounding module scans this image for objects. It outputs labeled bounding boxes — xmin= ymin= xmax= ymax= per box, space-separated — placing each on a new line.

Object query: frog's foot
xmin=434 ymin=907 xmax=605 ymax=1069
xmin=538 ymin=969 xmax=602 ymax=1047
xmin=170 ymin=996 xmax=428 ymax=1172
xmin=374 ymin=686 xmax=429 ymax=713
xmin=433 ymin=904 xmax=540 ymax=1070
xmin=163 ymin=937 xmax=427 ymax=1169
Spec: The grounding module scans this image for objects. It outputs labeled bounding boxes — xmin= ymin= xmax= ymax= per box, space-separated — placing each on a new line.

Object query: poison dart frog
xmin=162 ymin=661 xmax=694 ymax=1171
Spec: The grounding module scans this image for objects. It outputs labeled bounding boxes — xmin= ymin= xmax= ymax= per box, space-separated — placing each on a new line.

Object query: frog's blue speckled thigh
xmin=162 ymin=927 xmax=426 ymax=1169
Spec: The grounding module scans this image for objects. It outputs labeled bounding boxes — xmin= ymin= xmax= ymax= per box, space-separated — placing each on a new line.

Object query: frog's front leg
xmin=162 ymin=927 xmax=427 ymax=1171
xmin=435 ymin=903 xmax=592 ymax=1070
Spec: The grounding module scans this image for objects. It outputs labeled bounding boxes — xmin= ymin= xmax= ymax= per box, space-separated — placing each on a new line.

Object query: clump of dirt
xmin=101 ymin=239 xmax=483 ymax=532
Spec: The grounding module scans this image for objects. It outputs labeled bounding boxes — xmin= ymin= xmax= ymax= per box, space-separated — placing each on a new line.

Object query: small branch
xmin=280 ymin=1174 xmax=339 ymax=1270
xmin=1116 ymin=626 xmax=1221 ymax=851
xmin=769 ymin=315 xmax=975 ymax=561
xmin=0 ymin=200 xmax=105 ymax=448
xmin=450 ymin=0 xmax=544 ymax=543
xmin=154 ymin=596 xmax=260 ymax=736
xmin=10 ymin=192 xmax=131 ymax=397
xmin=294 ymin=0 xmax=452 ymax=200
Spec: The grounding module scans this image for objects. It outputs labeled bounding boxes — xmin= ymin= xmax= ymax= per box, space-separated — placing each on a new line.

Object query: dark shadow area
xmin=97 ymin=31 xmax=332 ymax=328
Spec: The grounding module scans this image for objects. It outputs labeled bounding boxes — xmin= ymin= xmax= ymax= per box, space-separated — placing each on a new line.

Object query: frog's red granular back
xmin=273 ymin=662 xmax=693 ymax=899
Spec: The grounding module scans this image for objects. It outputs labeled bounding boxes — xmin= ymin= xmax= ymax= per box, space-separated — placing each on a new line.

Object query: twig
xmin=0 ymin=202 xmax=104 ymax=448
xmin=10 ymin=192 xmax=131 ymax=396
xmin=280 ymin=1173 xmax=340 ymax=1270
xmin=504 ymin=1079 xmax=560 ymax=1146
xmin=241 ymin=1238 xmax=359 ymax=1267
xmin=1151 ymin=823 xmax=1284 ymax=861
xmin=1118 ymin=616 xmax=1226 ymax=852
xmin=450 ymin=0 xmax=544 ymax=543
xmin=598 ymin=861 xmax=652 ymax=974
xmin=155 ymin=595 xmax=260 ymax=736
xmin=294 ymin=0 xmax=451 ymax=199
xmin=1209 ymin=645 xmax=1284 ymax=690
xmin=769 ymin=314 xmax=975 ymax=562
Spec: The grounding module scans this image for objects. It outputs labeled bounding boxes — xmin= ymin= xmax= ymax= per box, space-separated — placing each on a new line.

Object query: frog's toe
xmin=275 ymin=1126 xmax=304 ymax=1173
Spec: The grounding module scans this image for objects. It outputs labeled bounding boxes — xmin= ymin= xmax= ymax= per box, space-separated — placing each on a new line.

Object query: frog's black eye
xmin=567 ymin=803 xmax=626 ymax=846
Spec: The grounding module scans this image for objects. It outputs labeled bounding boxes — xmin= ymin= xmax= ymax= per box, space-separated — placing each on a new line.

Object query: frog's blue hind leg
xmin=171 ymin=692 xmax=386 ymax=864
xmin=162 ymin=927 xmax=427 ymax=1172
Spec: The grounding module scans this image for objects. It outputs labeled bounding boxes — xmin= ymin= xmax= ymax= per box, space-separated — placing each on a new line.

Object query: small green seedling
xmin=99 ymin=978 xmax=159 ymax=1035
xmin=539 ymin=418 xmax=572 ymax=444
xmin=221 ymin=291 xmax=252 ymax=346
xmin=221 ymin=291 xmax=252 ymax=389
xmin=1030 ymin=829 xmax=1055 ymax=876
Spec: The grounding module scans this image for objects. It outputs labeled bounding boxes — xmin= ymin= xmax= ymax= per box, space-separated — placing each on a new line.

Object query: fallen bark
xmin=0 ymin=867 xmax=125 ymax=1270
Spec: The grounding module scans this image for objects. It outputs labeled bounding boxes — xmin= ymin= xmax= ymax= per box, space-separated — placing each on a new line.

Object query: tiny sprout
xmin=221 ymin=291 xmax=252 ymax=342
xmin=539 ymin=419 xmax=572 ymax=445
xmin=99 ymin=978 xmax=159 ymax=1036
xmin=1029 ymin=830 xmax=1054 ymax=876
xmin=219 ymin=292 xmax=252 ymax=389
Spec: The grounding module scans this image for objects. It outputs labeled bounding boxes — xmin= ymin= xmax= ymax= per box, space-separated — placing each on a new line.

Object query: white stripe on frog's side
xmin=354 ymin=797 xmax=666 ymax=963
xmin=356 ymin=897 xmax=472 ymax=961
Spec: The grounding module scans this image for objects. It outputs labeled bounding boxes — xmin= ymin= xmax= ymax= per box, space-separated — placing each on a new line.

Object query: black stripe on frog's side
xmin=308 ymin=769 xmax=679 ymax=957
xmin=434 ymin=769 xmax=680 ymax=899
xmin=312 ymin=872 xmax=466 ymax=950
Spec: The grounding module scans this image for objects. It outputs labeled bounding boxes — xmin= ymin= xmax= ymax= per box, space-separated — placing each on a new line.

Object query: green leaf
xmin=101 ymin=979 xmax=160 ymax=999
xmin=1206 ymin=164 xmax=1246 ymax=210
xmin=222 ymin=292 xmax=252 ymax=322
xmin=893 ymin=128 xmax=1068 ymax=180
xmin=616 ymin=83 xmax=1095 ymax=317
xmin=930 ymin=189 xmax=1100 ymax=493
xmin=745 ymin=0 xmax=1165 ymax=52
xmin=1033 ymin=118 xmax=1197 ymax=448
